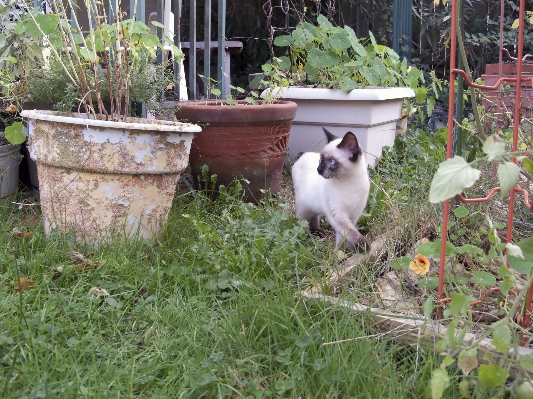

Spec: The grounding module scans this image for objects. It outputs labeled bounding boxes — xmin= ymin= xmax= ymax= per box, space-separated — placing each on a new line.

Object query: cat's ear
xmin=322 ymin=127 xmax=339 ymax=143
xmin=338 ymin=132 xmax=361 ymax=162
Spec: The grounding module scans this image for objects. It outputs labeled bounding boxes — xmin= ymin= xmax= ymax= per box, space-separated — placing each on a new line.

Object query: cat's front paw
xmin=352 ymin=236 xmax=370 ymax=253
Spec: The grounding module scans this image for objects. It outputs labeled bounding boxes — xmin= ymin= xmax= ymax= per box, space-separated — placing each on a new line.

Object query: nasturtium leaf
xmin=478 ymin=363 xmax=508 ymax=390
xmin=4 ymin=122 xmax=26 ymax=145
xmin=492 ymin=324 xmax=511 ymax=353
xmin=359 ymin=66 xmax=380 ymax=86
xmin=519 ymin=354 xmax=533 ymax=372
xmin=274 ymin=35 xmax=293 ymax=47
xmin=35 ymin=13 xmax=59 ymax=34
xmin=455 ymin=244 xmax=484 ymax=255
xmin=418 ymin=241 xmax=439 ymax=256
xmin=339 ymin=78 xmax=359 ymax=92
xmin=453 ymin=206 xmax=469 ymax=218
xmin=417 ymin=276 xmax=439 ymax=290
xmin=150 ymin=20 xmax=166 ymax=30
xmin=307 ymin=48 xmax=339 ymax=69
xmin=277 ymin=56 xmax=291 ymax=70
xmin=482 ymin=135 xmax=506 ymax=161
xmin=429 ymin=156 xmax=481 ymax=203
xmin=329 ymin=32 xmax=351 ymax=51
xmin=471 ymin=271 xmax=496 ymax=287
xmin=292 ymin=26 xmax=313 ymax=48
xmin=390 ymin=256 xmax=412 ymax=271
xmin=458 ymin=348 xmax=478 ymax=376
xmin=508 ymin=237 xmax=533 ymax=275
xmin=430 ymin=368 xmax=450 ymax=399
xmin=14 ymin=21 xmax=26 ymax=35
xmin=317 ymin=14 xmax=334 ymax=31
xmin=303 ymin=62 xmax=319 ymax=77
xmin=497 ymin=161 xmax=520 ymax=198
xmin=142 ymin=34 xmax=160 ymax=48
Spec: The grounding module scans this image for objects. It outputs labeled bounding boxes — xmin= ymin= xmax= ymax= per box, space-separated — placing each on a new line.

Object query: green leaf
xmin=427 ymin=96 xmax=436 ymax=117
xmin=329 ymin=32 xmax=351 ymax=51
xmin=4 ymin=122 xmax=26 ymax=145
xmin=482 ymin=135 xmax=506 ymax=161
xmin=471 ymin=271 xmax=496 ymax=287
xmin=37 ymin=14 xmax=59 ymax=34
xmin=455 ymin=244 xmax=484 ymax=255
xmin=429 ymin=156 xmax=481 ymax=203
xmin=418 ymin=240 xmax=456 ymax=257
xmin=497 ymin=161 xmax=520 ymax=198
xmin=417 ymin=276 xmax=439 ymax=290
xmin=459 ymin=379 xmax=471 ymax=398
xmin=274 ymin=35 xmax=293 ymax=47
xmin=339 ymin=78 xmax=359 ymax=92
xmin=415 ymin=87 xmax=427 ymax=104
xmin=492 ymin=324 xmax=511 ymax=353
xmin=508 ymin=237 xmax=533 ymax=275
xmin=519 ymin=354 xmax=533 ymax=372
xmin=430 ymin=368 xmax=450 ymax=399
xmin=522 ymin=157 xmax=533 ymax=177
xmin=142 ymin=34 xmax=161 ymax=48
xmin=442 ymin=355 xmax=455 ymax=368
xmin=14 ymin=21 xmax=27 ymax=35
xmin=478 ymin=363 xmax=508 ymax=390
xmin=390 ymin=256 xmax=411 ymax=271
xmin=444 ymin=292 xmax=470 ymax=317
xmin=307 ymin=48 xmax=339 ymax=69
xmin=454 ymin=206 xmax=469 ymax=218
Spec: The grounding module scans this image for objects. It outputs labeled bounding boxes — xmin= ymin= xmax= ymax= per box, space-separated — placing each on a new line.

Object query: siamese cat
xmin=292 ymin=128 xmax=370 ymax=252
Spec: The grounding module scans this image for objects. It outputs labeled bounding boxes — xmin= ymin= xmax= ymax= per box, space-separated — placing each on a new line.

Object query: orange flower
xmin=409 ymin=254 xmax=430 ymax=275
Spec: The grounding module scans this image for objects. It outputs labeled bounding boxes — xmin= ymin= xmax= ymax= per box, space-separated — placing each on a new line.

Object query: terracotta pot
xmin=481 ymin=63 xmax=533 ymax=119
xmin=21 ymin=110 xmax=201 ymax=243
xmin=175 ymin=100 xmax=297 ymax=202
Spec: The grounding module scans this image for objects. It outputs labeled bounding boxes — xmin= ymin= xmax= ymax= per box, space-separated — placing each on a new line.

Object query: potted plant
xmin=264 ymin=15 xmax=436 ymax=166
xmin=4 ymin=1 xmax=201 ymax=243
xmin=174 ymin=63 xmax=297 ymax=203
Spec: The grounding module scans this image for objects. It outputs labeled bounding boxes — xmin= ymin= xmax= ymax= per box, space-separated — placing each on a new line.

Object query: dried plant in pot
xmin=4 ymin=0 xmax=201 ymax=243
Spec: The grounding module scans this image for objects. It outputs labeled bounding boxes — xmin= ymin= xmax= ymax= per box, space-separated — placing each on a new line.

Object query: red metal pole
xmin=437 ymin=0 xmax=458 ymax=320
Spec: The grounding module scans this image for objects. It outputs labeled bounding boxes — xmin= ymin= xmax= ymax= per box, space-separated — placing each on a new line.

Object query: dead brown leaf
xmin=14 ymin=278 xmax=35 ymax=293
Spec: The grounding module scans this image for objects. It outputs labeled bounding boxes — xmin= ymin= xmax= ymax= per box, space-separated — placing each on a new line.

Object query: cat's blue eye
xmin=329 ymin=159 xmax=335 ymax=165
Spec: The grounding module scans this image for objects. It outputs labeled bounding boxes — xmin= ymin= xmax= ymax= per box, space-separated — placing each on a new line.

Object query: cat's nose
xmin=317 ymin=163 xmax=325 ymax=175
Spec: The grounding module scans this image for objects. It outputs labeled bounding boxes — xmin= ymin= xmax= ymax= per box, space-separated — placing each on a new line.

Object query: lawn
xmin=0 ymin=157 xmax=443 ymax=398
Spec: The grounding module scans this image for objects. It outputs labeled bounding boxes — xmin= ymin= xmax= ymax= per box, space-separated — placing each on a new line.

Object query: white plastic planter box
xmin=278 ymin=87 xmax=415 ymax=167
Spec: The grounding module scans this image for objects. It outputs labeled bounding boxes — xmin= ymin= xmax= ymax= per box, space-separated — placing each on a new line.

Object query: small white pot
xmin=21 ymin=110 xmax=201 ymax=242
xmin=274 ymin=87 xmax=415 ymax=166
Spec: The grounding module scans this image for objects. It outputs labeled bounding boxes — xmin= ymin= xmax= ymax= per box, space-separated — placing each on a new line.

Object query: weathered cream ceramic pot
xmin=21 ymin=110 xmax=201 ymax=242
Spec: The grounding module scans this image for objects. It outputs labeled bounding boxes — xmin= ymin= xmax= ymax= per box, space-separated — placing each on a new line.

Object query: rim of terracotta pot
xmin=20 ymin=110 xmax=202 ymax=133
xmin=174 ymin=100 xmax=297 ymax=125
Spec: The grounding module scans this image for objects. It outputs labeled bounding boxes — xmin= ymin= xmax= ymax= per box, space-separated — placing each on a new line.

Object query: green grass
xmin=0 ymin=181 xmax=436 ymax=398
